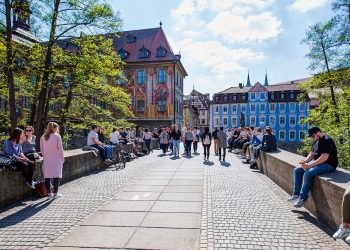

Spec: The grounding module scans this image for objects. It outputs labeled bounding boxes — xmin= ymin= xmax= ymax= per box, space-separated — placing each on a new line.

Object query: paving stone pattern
xmin=0 ymin=144 xmax=349 ymax=249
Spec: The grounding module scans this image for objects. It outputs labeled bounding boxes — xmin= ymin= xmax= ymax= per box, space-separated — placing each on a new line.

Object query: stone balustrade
xmin=252 ymin=148 xmax=350 ymax=230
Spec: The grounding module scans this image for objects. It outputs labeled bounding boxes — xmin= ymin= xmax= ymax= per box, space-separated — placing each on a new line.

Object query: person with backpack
xmin=192 ymin=127 xmax=200 ymax=154
xmin=201 ymin=127 xmax=212 ymax=161
xmin=40 ymin=122 xmax=65 ymax=199
xmin=217 ymin=127 xmax=228 ymax=162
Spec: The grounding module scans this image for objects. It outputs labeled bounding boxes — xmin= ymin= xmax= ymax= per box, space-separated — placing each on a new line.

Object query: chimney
xmin=239 ymin=83 xmax=243 ymax=89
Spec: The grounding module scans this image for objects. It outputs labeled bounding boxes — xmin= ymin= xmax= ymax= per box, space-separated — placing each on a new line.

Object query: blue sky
xmin=108 ymin=0 xmax=334 ymax=96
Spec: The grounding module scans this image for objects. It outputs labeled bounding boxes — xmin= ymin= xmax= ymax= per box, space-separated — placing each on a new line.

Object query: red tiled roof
xmin=113 ymin=27 xmax=176 ymax=63
xmin=218 ymin=87 xmax=251 ymax=94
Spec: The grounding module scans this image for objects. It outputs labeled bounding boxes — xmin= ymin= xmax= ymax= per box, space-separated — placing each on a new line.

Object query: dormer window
xmin=157 ymin=45 xmax=167 ymax=57
xmin=139 ymin=46 xmax=150 ymax=58
xmin=118 ymin=48 xmax=128 ymax=60
xmin=126 ymin=34 xmax=136 ymax=43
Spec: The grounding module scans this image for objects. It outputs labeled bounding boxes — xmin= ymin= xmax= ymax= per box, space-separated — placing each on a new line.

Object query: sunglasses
xmin=311 ymin=133 xmax=317 ymax=138
xmin=25 ymin=130 xmax=33 ymax=132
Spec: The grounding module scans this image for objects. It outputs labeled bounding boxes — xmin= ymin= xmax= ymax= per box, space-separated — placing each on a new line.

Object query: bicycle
xmin=115 ymin=149 xmax=127 ymax=170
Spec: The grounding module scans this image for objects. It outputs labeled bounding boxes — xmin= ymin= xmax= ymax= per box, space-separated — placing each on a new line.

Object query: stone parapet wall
xmin=250 ymin=148 xmax=350 ymax=230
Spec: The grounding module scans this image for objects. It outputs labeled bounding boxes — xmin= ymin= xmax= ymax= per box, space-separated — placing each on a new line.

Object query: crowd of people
xmin=1 ymin=122 xmax=349 ymax=245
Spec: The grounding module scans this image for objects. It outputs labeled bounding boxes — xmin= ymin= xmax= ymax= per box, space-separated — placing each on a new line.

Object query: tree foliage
xmin=300 ymin=3 xmax=350 ymax=170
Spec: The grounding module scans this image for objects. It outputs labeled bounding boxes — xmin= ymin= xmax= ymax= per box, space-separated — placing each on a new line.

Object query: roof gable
xmin=248 ymin=82 xmax=268 ymax=93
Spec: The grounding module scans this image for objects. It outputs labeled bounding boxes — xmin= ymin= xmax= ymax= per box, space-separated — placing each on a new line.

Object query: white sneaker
xmin=346 ymin=235 xmax=350 ymax=244
xmin=294 ymin=198 xmax=306 ymax=208
xmin=53 ymin=193 xmax=63 ymax=199
xmin=287 ymin=194 xmax=300 ymax=201
xmin=332 ymin=226 xmax=350 ymax=239
xmin=47 ymin=193 xmax=54 ymax=200
xmin=104 ymin=159 xmax=113 ymax=163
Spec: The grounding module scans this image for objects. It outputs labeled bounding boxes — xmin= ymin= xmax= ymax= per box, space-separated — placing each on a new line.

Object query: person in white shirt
xmin=142 ymin=128 xmax=153 ymax=154
xmin=87 ymin=125 xmax=112 ymax=163
xmin=109 ymin=128 xmax=119 ymax=145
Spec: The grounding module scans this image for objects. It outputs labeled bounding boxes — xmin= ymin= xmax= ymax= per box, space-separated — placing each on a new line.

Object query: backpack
xmin=203 ymin=135 xmax=210 ymax=145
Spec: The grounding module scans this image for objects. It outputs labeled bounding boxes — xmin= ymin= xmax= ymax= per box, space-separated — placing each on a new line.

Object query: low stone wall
xmin=0 ymin=143 xmax=134 ymax=208
xmin=253 ymin=148 xmax=350 ymax=230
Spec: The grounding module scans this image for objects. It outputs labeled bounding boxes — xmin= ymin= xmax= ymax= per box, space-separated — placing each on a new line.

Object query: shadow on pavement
xmin=203 ymin=160 xmax=214 ymax=166
xmin=291 ymin=210 xmax=333 ymax=236
xmin=0 ymin=199 xmax=54 ymax=228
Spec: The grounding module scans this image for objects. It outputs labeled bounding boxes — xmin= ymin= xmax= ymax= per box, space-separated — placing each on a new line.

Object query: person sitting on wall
xmin=288 ymin=126 xmax=338 ymax=208
xmin=119 ymin=128 xmax=128 ymax=144
xmin=87 ymin=125 xmax=113 ymax=163
xmin=98 ymin=126 xmax=113 ymax=161
xmin=332 ymin=183 xmax=350 ymax=244
xmin=2 ymin=128 xmax=36 ymax=188
xmin=22 ymin=126 xmax=41 ymax=161
xmin=109 ymin=128 xmax=120 ymax=145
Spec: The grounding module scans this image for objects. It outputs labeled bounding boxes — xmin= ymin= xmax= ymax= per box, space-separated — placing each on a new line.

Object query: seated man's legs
xmin=299 ymin=163 xmax=334 ymax=201
xmin=91 ymin=144 xmax=106 ymax=161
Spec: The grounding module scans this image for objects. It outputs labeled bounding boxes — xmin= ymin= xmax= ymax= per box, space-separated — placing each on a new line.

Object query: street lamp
xmin=172 ymin=56 xmax=177 ymax=126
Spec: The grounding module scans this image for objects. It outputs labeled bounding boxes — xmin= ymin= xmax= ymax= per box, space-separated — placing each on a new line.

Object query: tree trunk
xmin=60 ymin=87 xmax=73 ymax=138
xmin=5 ymin=0 xmax=17 ymax=129
xmin=29 ymin=75 xmax=41 ymax=126
xmin=34 ymin=0 xmax=61 ymax=144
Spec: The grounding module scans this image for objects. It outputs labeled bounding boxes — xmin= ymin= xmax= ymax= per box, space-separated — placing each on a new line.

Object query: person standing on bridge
xmin=217 ymin=127 xmax=228 ymax=162
xmin=288 ymin=126 xmax=338 ymax=208
xmin=332 ymin=184 xmax=350 ymax=244
xmin=40 ymin=122 xmax=65 ymax=199
xmin=201 ymin=127 xmax=212 ymax=161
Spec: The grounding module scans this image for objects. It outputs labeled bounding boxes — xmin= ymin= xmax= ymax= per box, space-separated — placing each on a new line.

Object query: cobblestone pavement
xmin=0 ymin=144 xmax=349 ymax=249
xmin=201 ymin=147 xmax=349 ymax=250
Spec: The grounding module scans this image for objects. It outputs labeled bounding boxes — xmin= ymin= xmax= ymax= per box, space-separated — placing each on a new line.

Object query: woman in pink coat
xmin=40 ymin=122 xmax=65 ymax=199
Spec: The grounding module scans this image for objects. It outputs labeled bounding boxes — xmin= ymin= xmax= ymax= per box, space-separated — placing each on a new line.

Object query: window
xmin=260 ymin=93 xmax=266 ymax=99
xmin=279 ymin=131 xmax=285 ymax=140
xmin=260 ymin=104 xmax=265 ymax=112
xmin=139 ymin=47 xmax=150 ymax=58
xmin=290 ymin=131 xmax=296 ymax=140
xmin=242 ymin=95 xmax=246 ymax=101
xmin=201 ymin=110 xmax=206 ymax=116
xmin=136 ymin=100 xmax=145 ymax=112
xmin=232 ymin=117 xmax=237 ymax=126
xmin=223 ymin=118 xmax=228 ymax=125
xmin=232 ymin=105 xmax=237 ymax=112
xmin=250 ymin=93 xmax=256 ymax=99
xmin=279 ymin=116 xmax=286 ymax=125
xmin=299 ymin=131 xmax=306 ymax=140
xmin=157 ymin=100 xmax=167 ymax=112
xmin=290 ymin=103 xmax=296 ymax=112
xmin=158 ymin=69 xmax=167 ymax=83
xmin=241 ymin=105 xmax=246 ymax=112
xmin=201 ymin=119 xmax=205 ymax=124
xmin=270 ymin=103 xmax=276 ymax=112
xmin=270 ymin=93 xmax=275 ymax=99
xmin=281 ymin=93 xmax=285 ymax=99
xmin=250 ymin=104 xmax=256 ymax=112
xmin=215 ymin=96 xmax=219 ymax=102
xmin=290 ymin=116 xmax=296 ymax=126
xmin=269 ymin=116 xmax=275 ymax=126
xmin=299 ymin=103 xmax=306 ymax=112
xmin=260 ymin=116 xmax=266 ymax=125
xmin=118 ymin=49 xmax=128 ymax=59
xmin=233 ymin=95 xmax=237 ymax=101
xmin=214 ymin=105 xmax=219 ymax=113
xmin=157 ymin=46 xmax=166 ymax=57
xmin=299 ymin=115 xmax=306 ymax=124
xmin=214 ymin=117 xmax=219 ymax=126
xmin=224 ymin=96 xmax=228 ymax=102
xmin=223 ymin=106 xmax=228 ymax=113
xmin=290 ymin=93 xmax=295 ymax=99
xmin=137 ymin=70 xmax=145 ymax=84
xmin=127 ymin=34 xmax=136 ymax=43
xmin=279 ymin=103 xmax=285 ymax=112
xmin=250 ymin=116 xmax=256 ymax=126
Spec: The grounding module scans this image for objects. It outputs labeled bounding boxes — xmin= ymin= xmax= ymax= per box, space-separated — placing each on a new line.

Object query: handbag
xmin=35 ymin=181 xmax=54 ymax=197
xmin=0 ymin=153 xmax=16 ymax=169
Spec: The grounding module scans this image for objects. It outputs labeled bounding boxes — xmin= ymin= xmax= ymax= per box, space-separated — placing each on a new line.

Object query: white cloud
xmin=207 ymin=11 xmax=281 ymax=43
xmin=172 ymin=38 xmax=264 ymax=76
xmin=289 ymin=0 xmax=328 ymax=13
xmin=210 ymin=0 xmax=274 ymax=12
xmin=170 ymin=0 xmax=195 ymax=17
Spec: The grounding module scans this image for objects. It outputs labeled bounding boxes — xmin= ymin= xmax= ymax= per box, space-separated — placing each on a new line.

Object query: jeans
xmin=253 ymin=145 xmax=262 ymax=159
xmin=193 ymin=141 xmax=198 ymax=153
xmin=203 ymin=144 xmax=210 ymax=159
xmin=219 ymin=148 xmax=226 ymax=161
xmin=145 ymin=139 xmax=152 ymax=153
xmin=104 ymin=145 xmax=113 ymax=160
xmin=91 ymin=144 xmax=106 ymax=161
xmin=173 ymin=140 xmax=180 ymax=155
xmin=185 ymin=140 xmax=192 ymax=155
xmin=293 ymin=162 xmax=334 ymax=201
